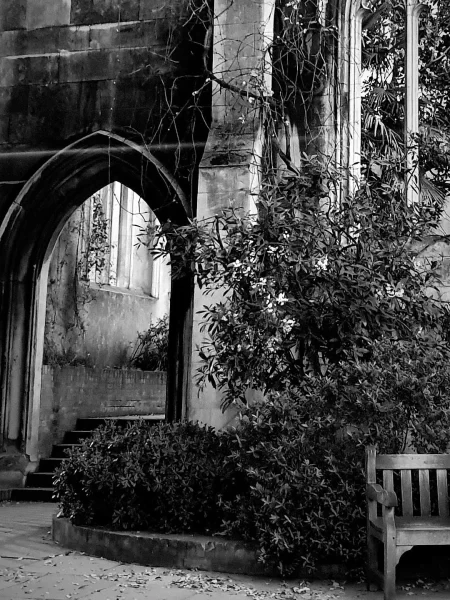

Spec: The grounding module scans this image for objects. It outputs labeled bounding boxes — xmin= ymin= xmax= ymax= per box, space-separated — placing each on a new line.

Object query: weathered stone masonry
xmin=0 ymin=0 xmax=365 ymax=474
xmin=0 ymin=0 xmax=206 ymax=465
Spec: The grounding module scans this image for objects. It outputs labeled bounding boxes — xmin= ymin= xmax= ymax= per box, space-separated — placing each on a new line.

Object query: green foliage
xmin=78 ymin=192 xmax=110 ymax=281
xmin=55 ymin=339 xmax=450 ymax=576
xmin=54 ymin=420 xmax=232 ymax=533
xmin=219 ymin=338 xmax=450 ymax=575
xmin=43 ymin=342 xmax=92 ymax=368
xmin=361 ymin=0 xmax=450 ymax=203
xmin=128 ymin=316 xmax=169 ymax=371
xmin=321 ymin=337 xmax=450 ymax=454
xmin=220 ymin=389 xmax=366 ymax=577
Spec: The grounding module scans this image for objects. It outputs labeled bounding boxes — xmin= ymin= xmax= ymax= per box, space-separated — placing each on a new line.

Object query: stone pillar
xmin=187 ymin=0 xmax=275 ymax=427
xmin=347 ymin=2 xmax=372 ymax=194
xmin=405 ymin=0 xmax=425 ymax=205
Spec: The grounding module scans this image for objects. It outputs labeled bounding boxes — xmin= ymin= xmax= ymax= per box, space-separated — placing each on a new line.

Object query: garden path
xmin=0 ymin=502 xmax=449 ymax=600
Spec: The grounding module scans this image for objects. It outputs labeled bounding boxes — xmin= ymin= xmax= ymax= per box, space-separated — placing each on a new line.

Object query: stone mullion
xmin=190 ymin=0 xmax=275 ymax=426
xmin=348 ymin=2 xmax=372 ymax=195
xmin=405 ymin=0 xmax=425 ymax=205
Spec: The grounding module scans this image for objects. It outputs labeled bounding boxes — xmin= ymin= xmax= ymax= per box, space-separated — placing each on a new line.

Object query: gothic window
xmin=79 ymin=182 xmax=161 ymax=297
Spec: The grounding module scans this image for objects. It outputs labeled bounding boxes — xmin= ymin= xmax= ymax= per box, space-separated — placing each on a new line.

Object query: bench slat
xmin=383 ymin=469 xmax=394 ymax=492
xmin=419 ymin=470 xmax=431 ymax=517
xmin=377 ymin=455 xmax=450 ymax=470
xmin=401 ymin=470 xmax=413 ymax=516
xmin=437 ymin=470 xmax=449 ymax=517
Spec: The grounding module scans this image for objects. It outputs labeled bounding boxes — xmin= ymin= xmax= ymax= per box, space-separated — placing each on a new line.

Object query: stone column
xmin=405 ymin=0 xmax=425 ymax=205
xmin=347 ymin=1 xmax=372 ymax=194
xmin=187 ymin=0 xmax=275 ymax=427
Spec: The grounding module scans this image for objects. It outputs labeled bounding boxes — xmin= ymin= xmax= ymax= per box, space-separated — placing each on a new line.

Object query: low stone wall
xmin=39 ymin=366 xmax=166 ymax=458
xmin=52 ymin=517 xmax=345 ymax=578
xmin=52 ymin=517 xmax=265 ymax=576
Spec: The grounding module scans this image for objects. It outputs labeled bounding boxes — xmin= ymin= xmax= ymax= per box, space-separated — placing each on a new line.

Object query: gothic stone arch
xmin=0 ymin=131 xmax=192 ymax=462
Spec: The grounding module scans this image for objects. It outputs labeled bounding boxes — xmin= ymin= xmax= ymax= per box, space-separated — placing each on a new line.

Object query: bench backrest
xmin=366 ymin=446 xmax=450 ymax=518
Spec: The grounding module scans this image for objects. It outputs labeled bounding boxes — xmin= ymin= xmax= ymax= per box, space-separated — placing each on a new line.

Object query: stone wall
xmin=39 ymin=365 xmax=166 ymax=458
xmin=0 ymin=0 xmax=204 ymax=191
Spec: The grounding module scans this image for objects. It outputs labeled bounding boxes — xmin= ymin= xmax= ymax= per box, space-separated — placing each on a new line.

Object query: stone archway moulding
xmin=0 ymin=130 xmax=192 ymax=462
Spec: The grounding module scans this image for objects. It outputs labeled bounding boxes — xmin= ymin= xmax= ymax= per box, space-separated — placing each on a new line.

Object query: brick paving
xmin=1 ymin=502 xmax=450 ymax=599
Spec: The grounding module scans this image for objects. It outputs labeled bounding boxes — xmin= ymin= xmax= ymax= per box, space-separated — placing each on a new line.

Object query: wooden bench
xmin=366 ymin=446 xmax=450 ymax=600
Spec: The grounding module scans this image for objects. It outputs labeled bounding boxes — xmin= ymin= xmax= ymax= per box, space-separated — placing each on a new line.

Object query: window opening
xmin=79 ymin=182 xmax=161 ymax=297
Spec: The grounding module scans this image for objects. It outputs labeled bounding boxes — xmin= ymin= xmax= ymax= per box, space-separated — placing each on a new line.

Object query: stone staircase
xmin=11 ymin=416 xmax=164 ymax=503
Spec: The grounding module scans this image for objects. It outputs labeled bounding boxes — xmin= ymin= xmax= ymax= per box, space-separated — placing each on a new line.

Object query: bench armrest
xmin=366 ymin=483 xmax=398 ymax=507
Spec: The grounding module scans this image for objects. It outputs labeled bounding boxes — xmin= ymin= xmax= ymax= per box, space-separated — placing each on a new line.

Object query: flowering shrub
xmin=161 ymin=157 xmax=447 ymax=409
xmin=219 ymin=340 xmax=450 ymax=575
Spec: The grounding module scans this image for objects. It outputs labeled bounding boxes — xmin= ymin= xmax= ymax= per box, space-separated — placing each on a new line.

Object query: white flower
xmin=281 ymin=318 xmax=295 ymax=334
xmin=228 ymin=260 xmax=243 ymax=269
xmin=316 ymin=255 xmax=329 ymax=271
xmin=275 ymin=292 xmax=288 ymax=305
xmin=379 ymin=284 xmax=405 ymax=299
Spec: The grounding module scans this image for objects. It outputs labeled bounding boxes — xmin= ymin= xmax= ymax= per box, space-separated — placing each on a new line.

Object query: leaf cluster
xmin=128 ymin=316 xmax=170 ymax=371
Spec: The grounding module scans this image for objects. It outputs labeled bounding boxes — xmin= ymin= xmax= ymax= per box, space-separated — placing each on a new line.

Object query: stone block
xmin=0 ymin=30 xmax=16 ymax=57
xmin=71 ymin=0 xmax=140 ymax=26
xmin=0 ymin=54 xmax=59 ymax=87
xmin=0 ymin=27 xmax=62 ymax=58
xmin=26 ymin=0 xmax=71 ymax=30
xmin=27 ymin=84 xmax=74 ymax=144
xmin=0 ymin=147 xmax=44 ymax=182
xmin=59 ymin=48 xmax=119 ymax=83
xmin=61 ymin=26 xmax=91 ymax=52
xmin=139 ymin=0 xmax=182 ymax=21
xmin=8 ymin=84 xmax=29 ymax=114
xmin=88 ymin=20 xmax=158 ymax=51
xmin=0 ymin=0 xmax=27 ymax=31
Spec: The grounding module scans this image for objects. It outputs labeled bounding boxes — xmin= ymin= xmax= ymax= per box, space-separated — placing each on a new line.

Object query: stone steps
xmin=10 ymin=415 xmax=164 ymax=503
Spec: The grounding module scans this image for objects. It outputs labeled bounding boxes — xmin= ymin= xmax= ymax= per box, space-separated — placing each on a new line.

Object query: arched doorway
xmin=0 ymin=131 xmax=193 ymax=462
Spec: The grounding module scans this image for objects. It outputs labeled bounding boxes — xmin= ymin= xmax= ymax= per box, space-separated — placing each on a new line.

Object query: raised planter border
xmin=52 ymin=516 xmax=345 ymax=578
xmin=52 ymin=516 xmax=266 ymax=575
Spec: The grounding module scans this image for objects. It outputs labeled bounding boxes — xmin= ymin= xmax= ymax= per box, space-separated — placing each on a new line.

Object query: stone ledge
xmin=52 ymin=516 xmax=346 ymax=578
xmin=52 ymin=516 xmax=266 ymax=575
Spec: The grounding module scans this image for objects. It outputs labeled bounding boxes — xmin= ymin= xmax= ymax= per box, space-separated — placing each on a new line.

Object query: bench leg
xmin=366 ymin=533 xmax=379 ymax=590
xmin=383 ymin=531 xmax=396 ymax=600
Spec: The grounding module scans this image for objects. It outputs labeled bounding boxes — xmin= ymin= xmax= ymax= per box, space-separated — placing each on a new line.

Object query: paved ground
xmin=1 ymin=503 xmax=450 ymax=600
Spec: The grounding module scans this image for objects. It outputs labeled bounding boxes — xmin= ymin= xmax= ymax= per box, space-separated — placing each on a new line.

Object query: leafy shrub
xmin=220 ymin=388 xmax=367 ymax=576
xmin=55 ymin=340 xmax=450 ymax=576
xmin=54 ymin=420 xmax=234 ymax=533
xmin=160 ymin=159 xmax=446 ymax=409
xmin=128 ymin=316 xmax=169 ymax=371
xmin=321 ymin=337 xmax=450 ymax=454
xmin=43 ymin=341 xmax=92 ymax=367
xmin=218 ymin=337 xmax=450 ymax=576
